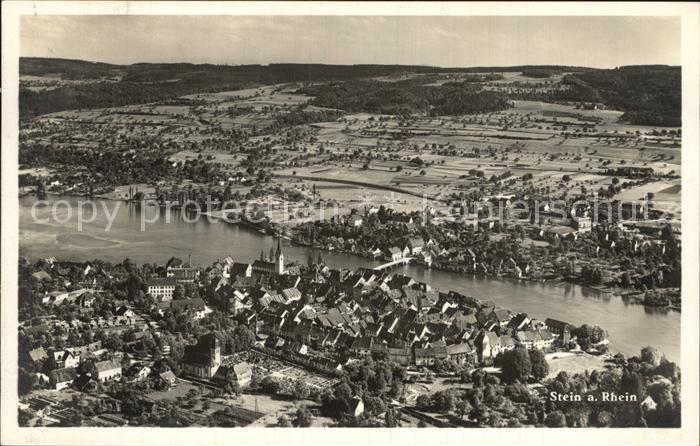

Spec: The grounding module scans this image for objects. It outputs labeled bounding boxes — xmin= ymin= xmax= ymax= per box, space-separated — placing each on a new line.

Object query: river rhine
xmin=18 ymin=195 xmax=680 ymax=362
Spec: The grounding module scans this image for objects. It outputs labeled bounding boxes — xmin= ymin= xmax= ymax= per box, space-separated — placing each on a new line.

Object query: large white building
xmin=95 ymin=359 xmax=122 ymax=382
xmin=147 ymin=278 xmax=177 ymax=301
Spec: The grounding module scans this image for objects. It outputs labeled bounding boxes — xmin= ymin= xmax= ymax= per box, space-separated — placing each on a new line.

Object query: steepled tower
xmin=208 ymin=334 xmax=221 ymax=369
xmin=275 ymin=238 xmax=285 ymax=275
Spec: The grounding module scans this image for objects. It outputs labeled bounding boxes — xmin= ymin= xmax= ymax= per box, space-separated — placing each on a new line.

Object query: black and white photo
xmin=2 ymin=2 xmax=699 ymax=445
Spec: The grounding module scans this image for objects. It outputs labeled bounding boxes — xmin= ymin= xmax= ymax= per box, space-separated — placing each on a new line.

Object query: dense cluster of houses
xmin=19 ymin=238 xmax=604 ymax=401
xmin=23 ymin=341 xmax=122 ymax=390
xmin=293 ymin=197 xmax=679 ymax=286
xmin=173 ymin=243 xmax=572 ymax=380
xmin=20 ymin=208 xmax=669 ymax=408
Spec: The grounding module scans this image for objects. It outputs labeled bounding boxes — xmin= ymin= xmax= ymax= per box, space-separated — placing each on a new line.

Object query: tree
xmin=620 ymin=272 xmax=632 ymax=288
xmin=640 ymin=346 xmax=662 ymax=367
xmin=79 ymin=358 xmax=96 ymax=376
xmin=595 ymin=411 xmax=614 ymax=427
xmin=18 ymin=368 xmax=34 ymax=395
xmin=260 ymin=376 xmax=281 ymax=394
xmin=505 ymin=383 xmax=532 ymax=404
xmin=528 ymin=349 xmax=549 ymax=381
xmin=384 ymin=408 xmax=399 ymax=427
xmin=434 ymin=391 xmax=456 ymax=413
xmin=229 ymin=325 xmax=256 ymax=353
xmin=18 ymin=409 xmax=33 ymax=426
xmin=471 ymin=369 xmax=486 ymax=387
xmin=292 ymin=379 xmax=310 ymax=400
xmin=660 ymin=225 xmax=675 ymax=241
xmin=620 ymin=370 xmax=644 ymax=399
xmin=573 ymin=324 xmax=608 ymax=350
xmin=458 ymin=399 xmax=472 ymax=420
xmin=501 ymin=347 xmax=532 ymax=384
xmin=460 ymin=369 xmax=472 ymax=383
xmin=416 ymin=394 xmax=432 ymax=411
xmin=277 ymin=415 xmax=291 ymax=427
xmin=125 ymin=273 xmax=145 ymax=300
xmin=293 ymin=406 xmax=313 ymax=427
xmin=545 ymin=411 xmax=567 ymax=427
xmin=485 ymin=410 xmax=503 ymax=427
xmin=654 ymin=358 xmax=680 ymax=381
xmin=121 ymin=390 xmax=146 ymax=417
xmin=172 ymin=285 xmax=185 ymax=300
xmin=222 ymin=370 xmax=241 ymax=396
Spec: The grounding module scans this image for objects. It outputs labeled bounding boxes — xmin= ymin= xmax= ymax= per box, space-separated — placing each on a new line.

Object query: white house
xmin=50 ymin=368 xmax=77 ymax=390
xmin=147 ymin=278 xmax=177 ymax=301
xmin=368 ymin=247 xmax=384 ymax=258
xmin=132 ymin=365 xmax=152 ymax=382
xmin=386 ymin=247 xmax=403 ymax=262
xmin=95 ymin=360 xmax=122 ymax=382
xmin=351 ymin=397 xmax=365 ymax=417
xmin=348 ymin=215 xmax=363 ymax=227
xmin=53 ymin=350 xmax=80 ymax=369
xmin=408 ymin=238 xmax=425 ymax=255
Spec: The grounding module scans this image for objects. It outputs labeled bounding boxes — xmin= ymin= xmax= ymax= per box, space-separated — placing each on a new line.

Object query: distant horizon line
xmin=19 ymin=56 xmax=681 ymax=71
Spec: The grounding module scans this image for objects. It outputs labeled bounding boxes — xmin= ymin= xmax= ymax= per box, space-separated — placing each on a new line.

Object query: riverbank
xmin=18 ymin=194 xmax=681 ymax=362
xmin=289 ymin=236 xmax=683 ymax=313
xmin=21 ymin=191 xmax=681 ymax=311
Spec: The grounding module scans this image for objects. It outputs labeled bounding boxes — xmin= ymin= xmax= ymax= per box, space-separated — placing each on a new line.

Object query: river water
xmin=18 ymin=195 xmax=680 ymax=362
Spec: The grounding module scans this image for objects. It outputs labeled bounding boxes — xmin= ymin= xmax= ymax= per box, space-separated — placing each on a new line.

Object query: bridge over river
xmin=373 ymin=257 xmax=415 ymax=270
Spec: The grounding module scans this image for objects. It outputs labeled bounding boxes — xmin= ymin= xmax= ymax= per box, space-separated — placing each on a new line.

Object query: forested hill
xmin=18 ymin=58 xmax=484 ymax=118
xmin=19 ymin=58 xmax=680 ymax=126
xmin=20 ymin=58 xmax=592 ymax=81
xmin=574 ymin=66 xmax=681 ymax=127
xmin=20 ymin=58 xmax=125 ymax=79
xmin=297 ymin=79 xmax=512 ymax=116
xmin=18 ymin=58 xmax=591 ymax=118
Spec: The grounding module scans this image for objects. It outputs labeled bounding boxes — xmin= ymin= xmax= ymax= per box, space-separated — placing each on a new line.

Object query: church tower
xmin=275 ymin=238 xmax=285 ymax=274
xmin=211 ymin=336 xmax=221 ymax=368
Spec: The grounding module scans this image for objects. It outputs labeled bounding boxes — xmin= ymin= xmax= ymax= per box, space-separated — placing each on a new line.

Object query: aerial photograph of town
xmin=8 ymin=10 xmax=692 ymax=435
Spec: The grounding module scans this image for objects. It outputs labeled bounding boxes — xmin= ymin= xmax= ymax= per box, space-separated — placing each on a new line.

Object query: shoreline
xmin=17 ymin=203 xmax=681 ymax=362
xmin=289 ymin=237 xmax=681 ymax=313
xmin=19 ymin=191 xmax=681 ymax=313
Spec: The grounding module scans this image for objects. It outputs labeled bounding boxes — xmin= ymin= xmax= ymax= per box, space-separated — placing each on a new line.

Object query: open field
xmin=545 ymin=352 xmax=611 ymax=379
xmin=20 ymin=66 xmax=681 ymax=232
xmin=404 ymin=376 xmax=474 ymax=404
xmin=238 ymin=394 xmax=335 ymax=427
xmin=146 ymin=380 xmax=201 ymax=401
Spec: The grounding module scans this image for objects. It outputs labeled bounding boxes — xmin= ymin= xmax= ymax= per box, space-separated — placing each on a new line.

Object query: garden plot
xmin=614 ymin=180 xmax=680 ymax=202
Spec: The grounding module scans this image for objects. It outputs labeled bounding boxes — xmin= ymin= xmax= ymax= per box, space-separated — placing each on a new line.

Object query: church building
xmin=252 ymin=238 xmax=286 ymax=275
